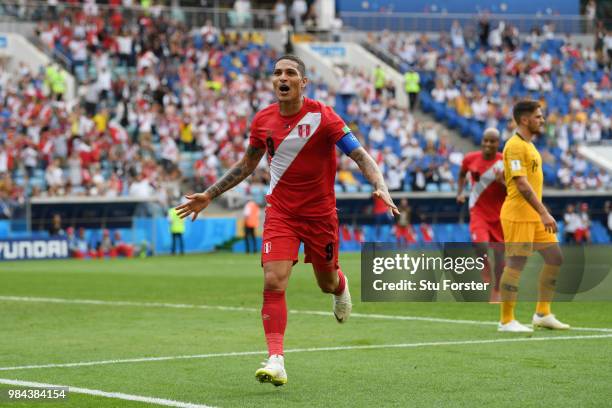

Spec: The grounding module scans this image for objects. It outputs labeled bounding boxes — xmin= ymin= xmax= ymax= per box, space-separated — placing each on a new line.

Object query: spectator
xmin=585 ymin=0 xmax=597 ymax=33
xmin=243 ymin=198 xmax=260 ymax=254
xmin=404 ymin=67 xmax=420 ymax=111
xmin=411 ymin=166 xmax=426 ymax=191
xmin=438 ymin=162 xmax=455 ymax=189
xmin=386 ymin=166 xmax=403 ymax=192
xmin=394 ymin=199 xmax=416 ymax=245
xmin=419 ymin=214 xmax=434 ymax=243
xmin=373 ymin=195 xmax=391 ymax=239
xmin=290 ymin=0 xmax=308 ymax=32
xmin=368 ymin=119 xmax=385 ymax=145
xmin=45 ymin=159 xmax=64 ymax=195
xmin=563 ymin=204 xmax=581 ymax=243
xmin=0 ymin=143 xmax=9 ymax=174
xmin=129 ymin=174 xmax=153 ymax=198
xmin=273 ymin=0 xmax=287 ymax=28
xmin=167 ymin=205 xmax=185 ymax=255
xmin=425 ymin=163 xmax=440 ymax=186
xmin=450 ymin=20 xmax=465 ymax=49
xmin=373 ymin=65 xmax=386 ymax=98
xmin=48 ymin=213 xmax=65 ymax=237
xmin=576 ymin=203 xmax=592 ymax=243
xmin=21 ymin=143 xmax=38 ymax=178
xmin=113 ymin=231 xmax=134 ymax=258
xmin=0 ymin=190 xmax=11 ymax=219
xmin=97 ymin=229 xmax=117 ymax=258
xmin=337 ymin=161 xmax=358 ymax=191
xmin=557 ymin=165 xmax=572 ymax=189
xmin=68 ymin=227 xmax=96 ymax=259
xmin=160 ymin=136 xmax=179 ymax=172
xmin=232 ymin=0 xmax=252 ymax=28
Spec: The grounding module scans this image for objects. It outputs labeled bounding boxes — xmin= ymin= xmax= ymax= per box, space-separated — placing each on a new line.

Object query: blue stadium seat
xmin=425 ymin=183 xmax=439 ymax=192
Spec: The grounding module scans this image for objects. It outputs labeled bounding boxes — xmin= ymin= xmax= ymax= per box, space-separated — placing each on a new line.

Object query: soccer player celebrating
xmin=457 ymin=128 xmax=505 ymax=303
xmin=498 ymin=100 xmax=569 ymax=332
xmin=176 ymin=55 xmax=399 ymax=385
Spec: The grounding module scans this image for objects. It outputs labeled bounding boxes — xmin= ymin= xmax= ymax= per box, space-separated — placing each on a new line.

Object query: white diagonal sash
xmin=469 ymin=159 xmax=504 ymax=209
xmin=268 ymin=112 xmax=322 ymax=194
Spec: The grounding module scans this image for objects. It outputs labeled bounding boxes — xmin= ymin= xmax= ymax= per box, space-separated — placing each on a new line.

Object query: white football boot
xmin=497 ymin=320 xmax=534 ymax=333
xmin=532 ymin=313 xmax=570 ymax=330
xmin=333 ymin=276 xmax=352 ymax=323
xmin=255 ymin=354 xmax=287 ymax=386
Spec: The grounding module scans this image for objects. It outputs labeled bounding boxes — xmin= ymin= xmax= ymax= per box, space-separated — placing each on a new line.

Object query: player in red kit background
xmin=457 ymin=128 xmax=506 ymax=303
xmin=176 ymin=55 xmax=399 ymax=386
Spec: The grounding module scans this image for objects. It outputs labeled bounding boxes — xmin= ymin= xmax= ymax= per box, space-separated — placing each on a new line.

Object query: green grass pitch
xmin=1 ymin=251 xmax=611 ymax=407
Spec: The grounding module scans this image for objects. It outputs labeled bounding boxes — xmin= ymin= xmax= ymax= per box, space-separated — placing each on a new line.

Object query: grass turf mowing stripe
xmin=0 ymin=378 xmax=216 ymax=408
xmin=1 ymin=334 xmax=611 ymax=372
xmin=2 ymin=295 xmax=611 ymax=333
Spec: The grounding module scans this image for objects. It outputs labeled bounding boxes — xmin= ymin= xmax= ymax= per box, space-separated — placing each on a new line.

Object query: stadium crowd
xmin=1 ymin=5 xmax=611 ymax=222
xmin=0 ymin=2 xmax=468 ymax=220
xmin=369 ymin=18 xmax=612 ymax=190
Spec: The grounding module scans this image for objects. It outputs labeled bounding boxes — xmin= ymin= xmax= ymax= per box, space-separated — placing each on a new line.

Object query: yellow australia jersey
xmin=500 ymin=134 xmax=543 ymax=222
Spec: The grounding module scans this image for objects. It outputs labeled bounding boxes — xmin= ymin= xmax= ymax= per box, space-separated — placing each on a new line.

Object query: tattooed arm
xmin=349 ymin=147 xmax=399 ymax=215
xmin=176 ymin=145 xmax=266 ymax=220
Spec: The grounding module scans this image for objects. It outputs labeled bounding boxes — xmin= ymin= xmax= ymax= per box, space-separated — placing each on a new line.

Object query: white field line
xmin=2 ymin=295 xmax=612 ymax=333
xmin=1 ymin=334 xmax=611 ymax=373
xmin=0 ymin=378 xmax=215 ymax=408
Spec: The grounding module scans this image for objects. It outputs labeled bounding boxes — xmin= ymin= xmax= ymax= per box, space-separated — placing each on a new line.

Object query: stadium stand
xmin=0 ymin=3 xmax=467 ymax=217
xmin=0 ymin=1 xmax=610 ymax=251
xmin=367 ymin=23 xmax=612 ymax=190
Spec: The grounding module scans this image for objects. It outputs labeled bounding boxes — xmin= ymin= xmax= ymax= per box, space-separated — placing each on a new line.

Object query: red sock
xmin=333 ymin=269 xmax=346 ymax=296
xmin=262 ymin=290 xmax=287 ymax=356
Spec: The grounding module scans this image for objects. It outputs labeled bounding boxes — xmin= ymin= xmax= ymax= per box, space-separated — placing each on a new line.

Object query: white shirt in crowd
xmin=564 ymin=212 xmax=581 ymax=233
xmin=21 ymin=146 xmax=38 ymax=168
xmin=117 ymin=35 xmax=133 ymax=55
xmin=69 ymin=39 xmax=87 ymax=62
xmin=0 ymin=148 xmax=7 ymax=173
xmin=97 ymin=68 xmax=112 ymax=91
xmin=161 ymin=137 xmax=179 ymax=163
xmin=45 ymin=164 xmax=63 ymax=187
xmin=129 ymin=179 xmax=153 ymax=198
xmin=368 ymin=124 xmax=386 ymax=144
xmin=386 ymin=167 xmax=403 ymax=191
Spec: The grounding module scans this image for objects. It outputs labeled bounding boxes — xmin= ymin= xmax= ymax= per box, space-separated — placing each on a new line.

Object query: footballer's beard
xmin=529 ymin=123 xmax=543 ymax=136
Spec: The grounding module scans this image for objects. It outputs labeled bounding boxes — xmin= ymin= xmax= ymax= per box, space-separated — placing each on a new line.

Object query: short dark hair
xmin=274 ymin=54 xmax=306 ymax=77
xmin=512 ymin=100 xmax=541 ymax=123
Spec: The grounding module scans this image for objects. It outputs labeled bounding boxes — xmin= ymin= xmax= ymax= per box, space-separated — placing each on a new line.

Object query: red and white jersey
xmin=461 ymin=151 xmax=506 ymax=223
xmin=249 ymin=97 xmax=348 ymax=218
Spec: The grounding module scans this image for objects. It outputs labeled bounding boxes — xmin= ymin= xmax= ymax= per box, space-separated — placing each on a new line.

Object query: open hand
xmin=175 ymin=193 xmax=212 ymax=221
xmin=373 ymin=189 xmax=400 ymax=216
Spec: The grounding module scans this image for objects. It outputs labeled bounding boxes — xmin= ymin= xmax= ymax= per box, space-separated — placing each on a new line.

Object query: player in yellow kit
xmin=498 ymin=100 xmax=570 ymax=332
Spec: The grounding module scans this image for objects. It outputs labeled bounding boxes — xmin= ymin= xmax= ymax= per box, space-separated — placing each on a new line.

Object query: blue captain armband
xmin=336 ymin=132 xmax=361 ymax=155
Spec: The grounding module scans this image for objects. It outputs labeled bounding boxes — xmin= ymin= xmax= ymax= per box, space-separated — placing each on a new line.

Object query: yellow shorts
xmin=501 ymin=219 xmax=558 ymax=257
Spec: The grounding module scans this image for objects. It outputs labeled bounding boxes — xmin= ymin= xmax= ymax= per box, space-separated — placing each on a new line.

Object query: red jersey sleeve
xmin=322 ymin=105 xmax=349 ymax=143
xmin=461 ymin=152 xmax=474 ymax=173
xmin=248 ymin=112 xmax=266 ymax=149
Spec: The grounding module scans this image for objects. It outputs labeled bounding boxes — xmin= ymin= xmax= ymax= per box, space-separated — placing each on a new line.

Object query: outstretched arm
xmin=348 ymin=147 xmax=399 ymax=215
xmin=176 ymin=145 xmax=266 ymax=220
